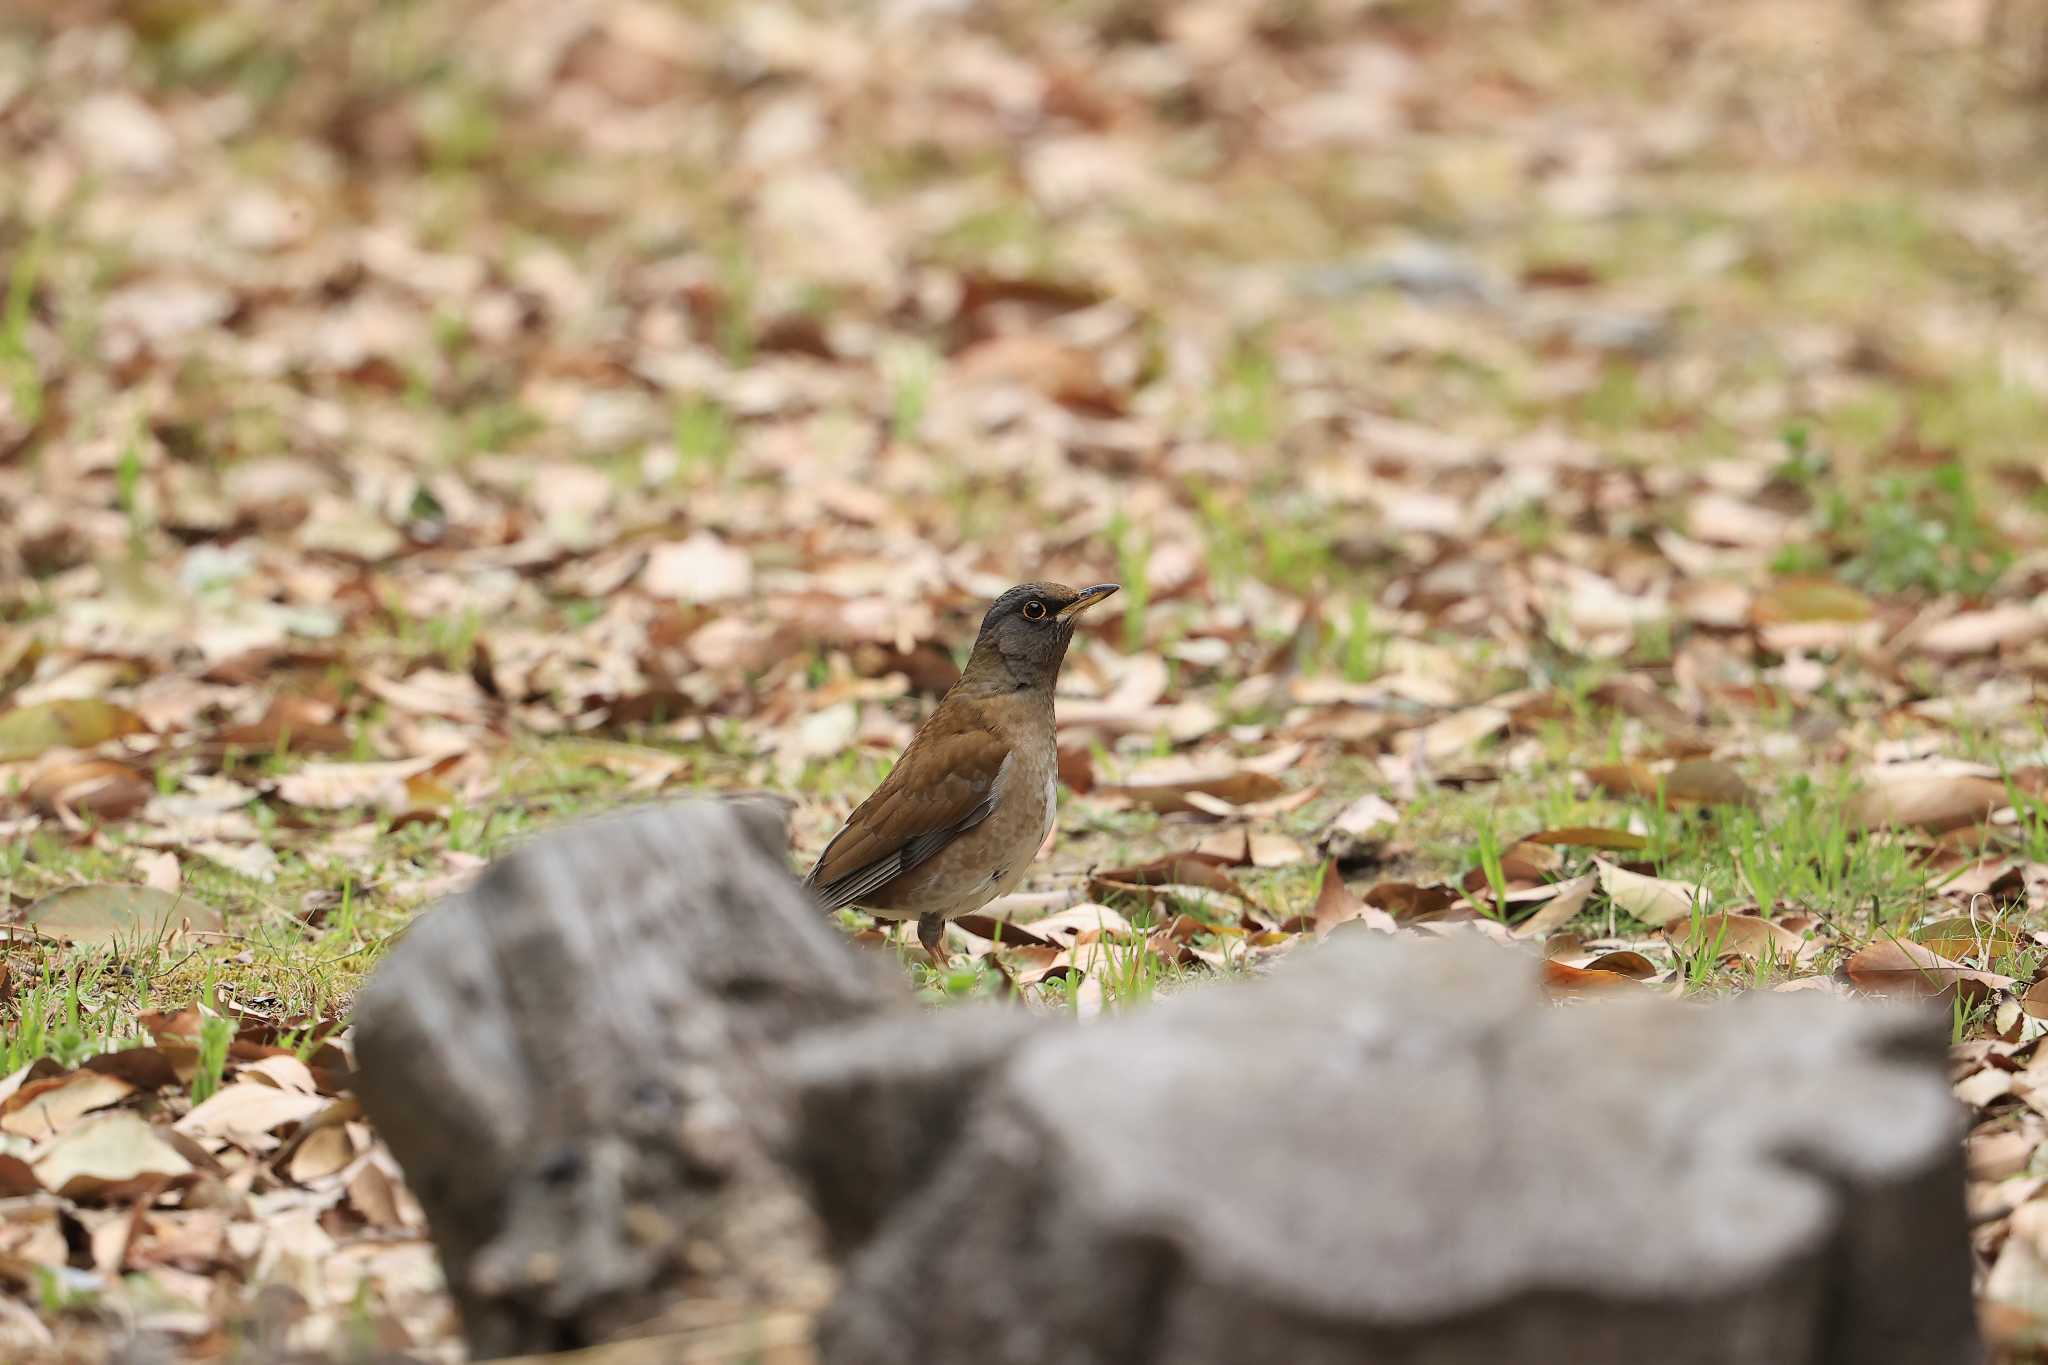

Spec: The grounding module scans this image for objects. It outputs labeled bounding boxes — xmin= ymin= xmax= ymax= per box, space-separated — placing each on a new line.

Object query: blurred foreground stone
xmin=356 ymin=802 xmax=1978 ymax=1363
xmin=354 ymin=799 xmax=891 ymax=1359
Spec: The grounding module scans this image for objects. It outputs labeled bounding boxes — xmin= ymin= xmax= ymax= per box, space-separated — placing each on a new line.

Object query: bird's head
xmin=962 ymin=581 xmax=1119 ymax=693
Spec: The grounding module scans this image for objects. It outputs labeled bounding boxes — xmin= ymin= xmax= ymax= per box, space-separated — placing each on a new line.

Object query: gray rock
xmin=353 ymin=799 xmax=897 ymax=1359
xmin=355 ymin=805 xmax=1978 ymax=1365
xmin=1298 ymin=240 xmax=1509 ymax=306
xmin=776 ymin=1006 xmax=1046 ymax=1256
xmin=807 ymin=936 xmax=1978 ymax=1365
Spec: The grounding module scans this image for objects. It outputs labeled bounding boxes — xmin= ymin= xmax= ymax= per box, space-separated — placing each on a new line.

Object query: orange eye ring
xmin=1023 ymin=600 xmax=1048 ymax=621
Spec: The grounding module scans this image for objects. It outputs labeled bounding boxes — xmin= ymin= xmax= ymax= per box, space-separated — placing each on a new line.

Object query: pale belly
xmin=863 ymin=746 xmax=1057 ymax=921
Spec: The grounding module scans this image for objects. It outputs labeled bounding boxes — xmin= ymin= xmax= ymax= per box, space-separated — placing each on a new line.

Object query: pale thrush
xmin=805 ymin=581 xmax=1119 ymax=964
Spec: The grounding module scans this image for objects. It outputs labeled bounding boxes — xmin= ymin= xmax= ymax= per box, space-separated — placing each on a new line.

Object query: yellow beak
xmin=1057 ymin=583 xmax=1120 ymax=620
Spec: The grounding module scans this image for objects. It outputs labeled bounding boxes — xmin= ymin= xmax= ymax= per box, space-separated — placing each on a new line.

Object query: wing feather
xmin=805 ymin=704 xmax=1012 ymax=911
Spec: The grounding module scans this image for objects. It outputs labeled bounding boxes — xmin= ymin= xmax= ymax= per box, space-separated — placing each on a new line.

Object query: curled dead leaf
xmin=1581 ymin=949 xmax=1659 ymax=979
xmin=1509 ymin=873 xmax=1597 ymax=940
xmin=1540 ymin=959 xmax=1645 ymax=998
xmin=26 ymin=759 xmax=153 ymax=819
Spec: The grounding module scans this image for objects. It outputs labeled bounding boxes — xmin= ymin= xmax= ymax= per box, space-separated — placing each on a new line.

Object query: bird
xmin=805 ymin=581 xmax=1119 ymax=967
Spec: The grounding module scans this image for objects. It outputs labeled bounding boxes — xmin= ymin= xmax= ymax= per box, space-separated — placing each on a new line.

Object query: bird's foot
xmin=917 ymin=912 xmax=951 ymax=971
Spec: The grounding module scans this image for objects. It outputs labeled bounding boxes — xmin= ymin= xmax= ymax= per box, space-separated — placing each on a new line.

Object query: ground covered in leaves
xmin=6 ymin=0 xmax=2048 ymax=1359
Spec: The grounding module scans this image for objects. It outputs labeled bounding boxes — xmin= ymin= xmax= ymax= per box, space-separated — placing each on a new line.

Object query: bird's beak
xmin=1057 ymin=583 xmax=1120 ymax=620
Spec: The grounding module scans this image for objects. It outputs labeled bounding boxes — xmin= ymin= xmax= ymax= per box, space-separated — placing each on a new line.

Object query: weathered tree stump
xmin=784 ymin=937 xmax=1980 ymax=1365
xmin=353 ymin=799 xmax=896 ymax=1359
xmin=357 ymin=802 xmax=1978 ymax=1365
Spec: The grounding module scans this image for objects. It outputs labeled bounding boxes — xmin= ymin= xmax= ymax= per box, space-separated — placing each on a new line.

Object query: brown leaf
xmin=26 ymin=759 xmax=153 ymax=819
xmin=1096 ymin=770 xmax=1287 ymax=814
xmin=285 ymin=1123 xmax=356 ymax=1184
xmin=1843 ymin=937 xmax=2014 ymax=1001
xmin=202 ymin=694 xmax=352 ymax=757
xmin=1914 ymin=606 xmax=2048 ymax=657
xmin=1056 ymin=743 xmax=1095 ymax=794
xmin=953 ymin=333 xmax=1120 ymax=413
xmin=1521 ymin=827 xmax=1649 ymax=851
xmin=1849 ymin=775 xmax=2008 ymax=833
xmin=1751 ymin=578 xmax=1874 ymax=625
xmin=1089 ymin=854 xmax=1259 ymax=905
xmin=1509 ymin=873 xmax=1597 ymax=940
xmin=1362 ymin=882 xmax=1463 ymax=921
xmin=1326 ymin=792 xmax=1400 ymax=836
xmin=19 ymin=884 xmax=224 ymax=945
xmin=1584 ymin=762 xmax=1659 ymax=800
xmin=1663 ymin=913 xmax=1822 ymax=966
xmin=0 ymin=1069 xmax=137 ymax=1140
xmin=346 ymin=1159 xmax=404 ymax=1227
xmin=948 ymin=913 xmax=1053 ymax=946
xmin=1540 ymin=959 xmax=1644 ymax=998
xmin=1582 ymin=949 xmax=1659 ymax=979
xmin=32 ymin=1112 xmax=192 ymax=1201
xmin=272 ymin=755 xmax=454 ymax=810
xmin=1311 ymin=861 xmax=1396 ymax=939
xmin=0 ymin=698 xmax=147 ymax=761
xmin=1664 ymin=758 xmax=1753 ymax=806
xmin=1584 ymin=758 xmax=1750 ymax=807
xmin=1912 ymin=916 xmax=2021 ymax=963
xmin=1596 ymin=860 xmax=1710 ymax=923
xmin=175 ymin=1081 xmax=329 ymax=1152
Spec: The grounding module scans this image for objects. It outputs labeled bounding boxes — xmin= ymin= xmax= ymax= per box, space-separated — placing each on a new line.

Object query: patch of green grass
xmin=882 ymin=339 xmax=937 ymax=443
xmin=1772 ymin=433 xmax=2009 ymax=596
xmin=1210 ymin=337 xmax=1281 ymax=447
xmin=1109 ymin=511 xmax=1151 ymax=650
xmin=0 ymin=223 xmax=46 ymax=431
xmin=671 ymin=396 xmax=734 ymax=477
xmin=419 ymin=80 xmax=502 ymax=172
xmin=188 ymin=1014 xmax=232 ymax=1105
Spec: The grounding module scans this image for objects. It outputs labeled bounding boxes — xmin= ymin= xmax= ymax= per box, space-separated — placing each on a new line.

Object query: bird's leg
xmin=917 ymin=912 xmax=950 ymax=970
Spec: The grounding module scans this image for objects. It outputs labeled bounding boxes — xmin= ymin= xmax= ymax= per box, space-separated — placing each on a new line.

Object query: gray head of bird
xmin=960 ymin=581 xmax=1119 ymax=692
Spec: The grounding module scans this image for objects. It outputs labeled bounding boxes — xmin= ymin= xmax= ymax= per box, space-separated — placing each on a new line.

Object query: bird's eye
xmin=1022 ymin=600 xmax=1048 ymax=621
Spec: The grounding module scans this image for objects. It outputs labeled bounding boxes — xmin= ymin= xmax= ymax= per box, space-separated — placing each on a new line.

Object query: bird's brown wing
xmin=805 ymin=705 xmax=1013 ymax=912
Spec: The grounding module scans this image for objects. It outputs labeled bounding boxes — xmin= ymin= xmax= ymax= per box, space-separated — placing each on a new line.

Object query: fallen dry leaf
xmin=1089 ymin=854 xmax=1261 ymax=906
xmin=1596 ymin=861 xmax=1711 ymax=924
xmin=1844 ymin=937 xmax=2014 ymax=1001
xmin=1521 ymin=827 xmax=1649 ymax=851
xmin=1541 ymin=959 xmax=1646 ymax=998
xmin=32 ymin=1112 xmax=192 ymax=1201
xmin=1584 ymin=757 xmax=1751 ymax=807
xmin=0 ymin=1070 xmax=137 ymax=1140
xmin=1312 ymin=861 xmax=1398 ymax=939
xmin=26 ymin=759 xmax=154 ymax=820
xmin=1850 ymin=775 xmax=2008 ymax=834
xmin=0 ymin=699 xmax=148 ymax=761
xmin=1663 ymin=912 xmax=1822 ymax=967
xmin=175 ymin=1082 xmax=331 ymax=1153
xmin=1510 ymin=873 xmax=1598 ymax=940
xmin=17 ymin=885 xmax=224 ymax=946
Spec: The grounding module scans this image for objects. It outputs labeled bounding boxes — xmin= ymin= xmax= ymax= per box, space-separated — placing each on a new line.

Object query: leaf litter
xmin=4 ymin=0 xmax=2048 ymax=1356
